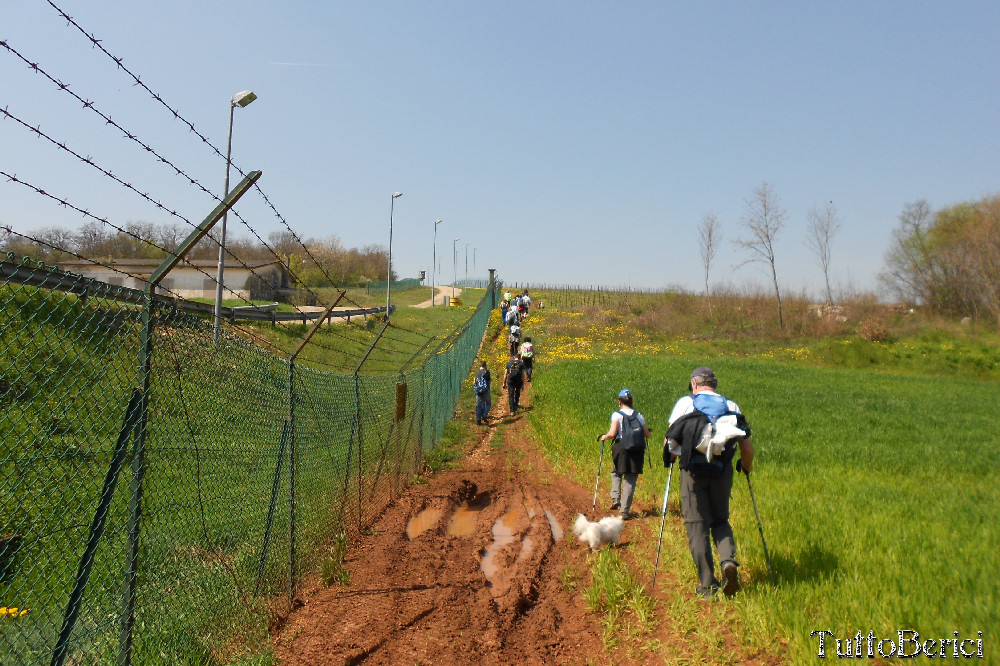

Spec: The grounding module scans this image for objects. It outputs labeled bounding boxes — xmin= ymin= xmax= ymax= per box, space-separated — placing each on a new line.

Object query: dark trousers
xmin=507 ymin=382 xmax=522 ymax=413
xmin=680 ymin=464 xmax=737 ymax=592
xmin=476 ymin=393 xmax=491 ymax=423
xmin=522 ymin=357 xmax=533 ymax=382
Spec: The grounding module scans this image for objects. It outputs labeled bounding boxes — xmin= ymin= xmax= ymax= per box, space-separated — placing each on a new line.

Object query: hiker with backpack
xmin=519 ymin=336 xmax=534 ymax=382
xmin=508 ymin=323 xmax=522 ymax=357
xmin=473 ymin=359 xmax=491 ymax=426
xmin=597 ymin=388 xmax=651 ymax=520
xmin=664 ymin=366 xmax=753 ymax=600
xmin=502 ymin=351 xmax=526 ymax=415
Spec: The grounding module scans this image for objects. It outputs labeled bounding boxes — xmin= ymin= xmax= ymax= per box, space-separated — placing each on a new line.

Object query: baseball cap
xmin=618 ymin=388 xmax=632 ymax=400
xmin=690 ymin=367 xmax=716 ymax=382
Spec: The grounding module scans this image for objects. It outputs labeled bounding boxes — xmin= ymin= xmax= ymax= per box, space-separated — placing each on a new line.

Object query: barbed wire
xmin=0 ymin=170 xmax=289 ymax=313
xmin=40 ymin=2 xmax=371 ymax=312
xmin=0 ymin=104 xmax=305 ymax=311
xmin=0 ymin=39 xmax=332 ymax=309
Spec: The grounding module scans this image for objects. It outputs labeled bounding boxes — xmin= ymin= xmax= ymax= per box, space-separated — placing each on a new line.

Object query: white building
xmin=58 ymin=258 xmax=292 ymax=301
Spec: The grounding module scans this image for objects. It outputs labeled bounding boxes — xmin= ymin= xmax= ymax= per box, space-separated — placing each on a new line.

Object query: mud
xmin=272 ymin=410 xmax=611 ymax=665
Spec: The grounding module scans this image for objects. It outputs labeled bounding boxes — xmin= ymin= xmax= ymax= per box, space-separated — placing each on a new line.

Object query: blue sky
xmin=3 ymin=1 xmax=999 ymax=297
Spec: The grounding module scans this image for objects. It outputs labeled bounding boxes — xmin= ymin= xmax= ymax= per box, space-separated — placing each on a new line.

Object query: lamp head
xmin=232 ymin=90 xmax=257 ymax=108
xmin=435 ymin=219 xmax=442 ymax=225
xmin=392 ymin=192 xmax=403 ymax=199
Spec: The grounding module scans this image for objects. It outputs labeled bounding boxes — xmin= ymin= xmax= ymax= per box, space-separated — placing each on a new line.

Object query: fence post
xmin=118 ymin=171 xmax=262 ymax=665
xmin=489 ymin=269 xmax=496 ymax=309
xmin=50 ymin=389 xmax=143 ymax=666
xmin=287 ymin=362 xmax=296 ymax=605
xmin=254 ymin=420 xmax=289 ymax=598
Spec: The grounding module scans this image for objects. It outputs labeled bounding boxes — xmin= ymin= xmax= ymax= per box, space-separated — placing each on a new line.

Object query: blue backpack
xmin=473 ymin=373 xmax=489 ymax=396
xmin=687 ymin=393 xmax=737 ymax=477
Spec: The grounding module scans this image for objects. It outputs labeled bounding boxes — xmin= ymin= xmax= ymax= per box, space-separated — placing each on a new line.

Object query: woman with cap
xmin=598 ymin=388 xmax=651 ymax=519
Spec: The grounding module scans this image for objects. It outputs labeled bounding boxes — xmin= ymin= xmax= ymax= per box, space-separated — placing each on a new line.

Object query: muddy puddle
xmin=481 ymin=509 xmax=524 ymax=579
xmin=447 ymin=504 xmax=483 ymax=536
xmin=405 ymin=507 xmax=442 ymax=539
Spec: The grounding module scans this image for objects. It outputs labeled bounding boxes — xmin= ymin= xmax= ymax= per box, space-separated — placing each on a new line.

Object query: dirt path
xmin=272 ymin=391 xmax=616 ymax=665
xmin=412 ymin=286 xmax=461 ymax=308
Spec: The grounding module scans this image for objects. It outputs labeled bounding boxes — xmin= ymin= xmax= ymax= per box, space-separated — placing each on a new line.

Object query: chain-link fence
xmin=1 ymin=253 xmax=495 ymax=664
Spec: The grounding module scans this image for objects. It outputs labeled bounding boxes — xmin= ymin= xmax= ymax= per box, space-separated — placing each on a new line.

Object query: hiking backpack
xmin=507 ymin=360 xmax=524 ymax=384
xmin=520 ymin=341 xmax=533 ymax=358
xmin=473 ymin=374 xmax=489 ymax=396
xmin=686 ymin=393 xmax=741 ymax=477
xmin=616 ymin=410 xmax=646 ymax=451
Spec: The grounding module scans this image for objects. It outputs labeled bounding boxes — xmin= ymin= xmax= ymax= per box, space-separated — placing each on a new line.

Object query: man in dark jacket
xmin=502 ymin=351 xmax=525 ymax=415
xmin=665 ymin=367 xmax=754 ymax=599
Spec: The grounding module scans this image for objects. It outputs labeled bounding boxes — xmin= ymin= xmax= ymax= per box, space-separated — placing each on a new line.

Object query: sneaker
xmin=609 ymin=501 xmax=621 ymax=511
xmin=621 ymin=511 xmax=635 ymax=521
xmin=722 ymin=561 xmax=739 ymax=596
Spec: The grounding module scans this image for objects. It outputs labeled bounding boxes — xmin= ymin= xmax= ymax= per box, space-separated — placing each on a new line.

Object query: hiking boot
xmin=609 ymin=501 xmax=621 ymax=511
xmin=722 ymin=561 xmax=739 ymax=596
xmin=697 ymin=584 xmax=720 ymax=601
xmin=621 ymin=511 xmax=635 ymax=521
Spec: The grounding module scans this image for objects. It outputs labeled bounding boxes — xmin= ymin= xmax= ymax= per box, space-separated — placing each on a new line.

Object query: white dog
xmin=572 ymin=514 xmax=625 ymax=551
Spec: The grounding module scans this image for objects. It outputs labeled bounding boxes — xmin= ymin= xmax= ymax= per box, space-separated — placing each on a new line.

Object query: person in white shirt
xmin=598 ymin=388 xmax=651 ymax=519
xmin=665 ymin=367 xmax=753 ymax=599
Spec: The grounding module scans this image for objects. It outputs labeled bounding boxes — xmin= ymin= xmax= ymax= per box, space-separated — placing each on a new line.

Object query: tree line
xmin=1 ymin=221 xmax=392 ymax=288
xmin=881 ymin=196 xmax=1000 ymax=326
xmin=698 ymin=183 xmax=999 ymax=328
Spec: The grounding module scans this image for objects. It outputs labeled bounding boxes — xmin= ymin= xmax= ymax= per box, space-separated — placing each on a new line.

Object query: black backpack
xmin=616 ymin=410 xmax=645 ymax=451
xmin=507 ymin=360 xmax=523 ymax=384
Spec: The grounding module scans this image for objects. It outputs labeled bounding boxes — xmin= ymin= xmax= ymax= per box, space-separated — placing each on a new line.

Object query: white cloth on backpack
xmin=694 ymin=415 xmax=746 ymax=462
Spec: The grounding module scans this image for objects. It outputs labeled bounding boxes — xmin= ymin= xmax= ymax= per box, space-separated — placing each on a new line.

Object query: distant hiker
xmin=519 ymin=336 xmax=534 ymax=383
xmin=664 ymin=366 xmax=753 ymax=600
xmin=508 ymin=323 xmax=522 ymax=356
xmin=598 ymin=389 xmax=651 ymax=520
xmin=504 ymin=305 xmax=519 ymax=327
xmin=473 ymin=360 xmax=491 ymax=426
xmin=521 ymin=290 xmax=531 ymax=317
xmin=499 ymin=298 xmax=510 ymax=321
xmin=502 ymin=351 xmax=525 ymax=415
xmin=504 ymin=290 xmax=512 ymax=303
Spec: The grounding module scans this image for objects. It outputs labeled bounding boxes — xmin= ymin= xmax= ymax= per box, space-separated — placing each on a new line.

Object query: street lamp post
xmin=431 ymin=219 xmax=441 ymax=306
xmin=473 ymin=247 xmax=477 ymax=278
xmin=452 ymin=237 xmax=460 ymax=301
xmin=386 ymin=192 xmax=403 ymax=321
xmin=465 ymin=243 xmax=470 ymax=284
xmin=214 ymin=89 xmax=257 ymax=343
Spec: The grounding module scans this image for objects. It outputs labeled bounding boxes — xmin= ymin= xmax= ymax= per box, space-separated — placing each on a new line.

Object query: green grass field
xmin=518 ymin=301 xmax=1000 ymax=663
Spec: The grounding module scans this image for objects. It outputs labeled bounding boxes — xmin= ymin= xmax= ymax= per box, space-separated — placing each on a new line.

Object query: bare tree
xmin=806 ymin=202 xmax=841 ymax=305
xmin=698 ymin=214 xmax=720 ymax=296
xmin=880 ymin=200 xmax=936 ymax=305
xmin=736 ymin=182 xmax=786 ymax=328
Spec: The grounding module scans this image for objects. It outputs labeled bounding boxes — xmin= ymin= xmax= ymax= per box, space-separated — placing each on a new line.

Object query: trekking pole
xmin=651 ymin=460 xmax=674 ymax=589
xmin=742 ymin=465 xmax=777 ymax=588
xmin=592 ymin=435 xmax=605 ymax=510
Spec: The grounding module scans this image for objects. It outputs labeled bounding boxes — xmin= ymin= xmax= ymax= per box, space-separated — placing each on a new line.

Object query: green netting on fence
xmin=0 ymin=253 xmax=495 ymax=664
